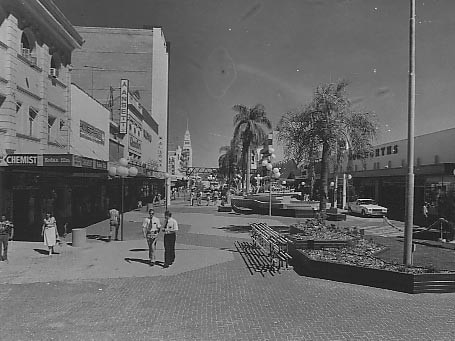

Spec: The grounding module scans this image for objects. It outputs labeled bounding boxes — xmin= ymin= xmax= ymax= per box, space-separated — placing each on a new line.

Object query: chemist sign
xmin=119 ymin=79 xmax=129 ymax=134
xmin=4 ymin=154 xmax=39 ymax=166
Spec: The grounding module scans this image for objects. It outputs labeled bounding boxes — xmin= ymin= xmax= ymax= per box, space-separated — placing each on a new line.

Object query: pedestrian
xmin=108 ymin=207 xmax=120 ymax=241
xmin=163 ymin=210 xmax=178 ymax=267
xmin=190 ymin=190 xmax=195 ymax=206
xmin=157 ymin=193 xmax=162 ymax=206
xmin=142 ymin=208 xmax=161 ymax=265
xmin=42 ymin=212 xmax=59 ymax=256
xmin=0 ymin=214 xmax=14 ymax=262
xmin=196 ymin=191 xmax=202 ymax=206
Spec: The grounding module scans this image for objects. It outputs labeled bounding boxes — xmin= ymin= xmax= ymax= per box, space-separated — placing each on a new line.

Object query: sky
xmin=53 ymin=0 xmax=455 ymax=167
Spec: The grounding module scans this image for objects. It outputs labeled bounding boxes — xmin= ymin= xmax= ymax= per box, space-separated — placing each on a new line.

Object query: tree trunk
xmin=246 ymin=145 xmax=251 ymax=194
xmin=319 ymin=142 xmax=330 ymax=213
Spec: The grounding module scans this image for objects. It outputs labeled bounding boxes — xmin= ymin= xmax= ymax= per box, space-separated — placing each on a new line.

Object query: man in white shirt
xmin=108 ymin=207 xmax=120 ymax=241
xmin=163 ymin=210 xmax=178 ymax=267
xmin=142 ymin=208 xmax=161 ymax=265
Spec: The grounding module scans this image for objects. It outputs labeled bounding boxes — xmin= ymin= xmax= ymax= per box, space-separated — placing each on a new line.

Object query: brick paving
xmin=1 ymin=199 xmax=455 ymax=340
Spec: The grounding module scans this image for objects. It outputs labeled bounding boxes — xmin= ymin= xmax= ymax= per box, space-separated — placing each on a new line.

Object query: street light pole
xmin=121 ymin=177 xmax=125 ymax=241
xmin=404 ymin=0 xmax=416 ymax=266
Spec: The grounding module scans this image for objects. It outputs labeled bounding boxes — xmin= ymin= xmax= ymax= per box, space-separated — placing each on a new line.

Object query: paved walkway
xmin=1 ymin=199 xmax=455 ymax=340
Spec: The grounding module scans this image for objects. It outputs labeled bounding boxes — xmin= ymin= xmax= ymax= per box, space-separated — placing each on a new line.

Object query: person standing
xmin=0 ymin=214 xmax=14 ymax=262
xmin=108 ymin=207 xmax=120 ymax=241
xmin=190 ymin=190 xmax=195 ymax=206
xmin=142 ymin=208 xmax=161 ymax=265
xmin=42 ymin=212 xmax=59 ymax=256
xmin=163 ymin=210 xmax=178 ymax=267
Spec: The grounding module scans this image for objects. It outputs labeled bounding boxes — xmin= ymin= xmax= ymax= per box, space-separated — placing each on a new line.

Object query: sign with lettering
xmin=80 ymin=120 xmax=105 ymax=145
xmin=43 ymin=154 xmax=72 ymax=166
xmin=129 ymin=136 xmax=141 ymax=150
xmin=5 ymin=154 xmax=38 ymax=166
xmin=119 ymin=79 xmax=129 ymax=134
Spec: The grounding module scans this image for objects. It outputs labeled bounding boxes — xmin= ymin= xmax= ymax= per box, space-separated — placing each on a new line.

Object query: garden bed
xmin=286 ymin=219 xmax=455 ymax=293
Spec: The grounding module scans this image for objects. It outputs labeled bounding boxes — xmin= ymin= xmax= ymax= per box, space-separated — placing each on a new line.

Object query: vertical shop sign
xmin=119 ymin=79 xmax=129 ymax=134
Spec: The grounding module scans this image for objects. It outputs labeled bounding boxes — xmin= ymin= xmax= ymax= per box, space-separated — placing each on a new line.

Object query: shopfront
xmin=1 ymin=153 xmax=108 ymax=241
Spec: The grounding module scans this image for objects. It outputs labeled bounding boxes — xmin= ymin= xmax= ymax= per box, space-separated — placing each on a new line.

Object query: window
xmin=48 ymin=116 xmax=56 ymax=141
xmin=28 ymin=107 xmax=38 ymax=136
xmin=16 ymin=102 xmax=22 ymax=113
xmin=386 ymin=146 xmax=392 ymax=155
xmin=375 ymin=149 xmax=379 ymax=157
xmin=50 ymin=55 xmax=61 ymax=78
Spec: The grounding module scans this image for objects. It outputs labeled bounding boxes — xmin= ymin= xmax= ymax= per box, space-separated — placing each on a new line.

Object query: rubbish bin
xmin=72 ymin=228 xmax=86 ymax=247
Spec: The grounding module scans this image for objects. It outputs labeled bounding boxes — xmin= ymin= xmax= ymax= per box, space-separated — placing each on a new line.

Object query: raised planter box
xmin=288 ymin=238 xmax=351 ymax=250
xmin=291 ymin=249 xmax=455 ymax=294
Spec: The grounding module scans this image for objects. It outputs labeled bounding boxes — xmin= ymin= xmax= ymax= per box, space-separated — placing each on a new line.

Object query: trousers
xmin=0 ymin=234 xmax=9 ymax=261
xmin=164 ymin=233 xmax=176 ymax=265
xmin=146 ymin=236 xmax=158 ymax=262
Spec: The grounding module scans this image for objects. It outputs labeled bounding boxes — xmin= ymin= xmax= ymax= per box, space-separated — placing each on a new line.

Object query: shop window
xmin=28 ymin=107 xmax=38 ymax=136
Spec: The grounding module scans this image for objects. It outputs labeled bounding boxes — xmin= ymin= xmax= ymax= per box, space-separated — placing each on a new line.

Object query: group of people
xmin=0 ymin=211 xmax=61 ymax=262
xmin=142 ymin=208 xmax=178 ymax=267
xmin=189 ymin=189 xmax=221 ymax=206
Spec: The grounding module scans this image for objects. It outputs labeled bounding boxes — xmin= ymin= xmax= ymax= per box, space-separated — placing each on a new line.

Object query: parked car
xmin=348 ymin=199 xmax=388 ymax=217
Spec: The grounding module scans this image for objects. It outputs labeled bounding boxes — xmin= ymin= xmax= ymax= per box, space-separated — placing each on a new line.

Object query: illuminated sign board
xmin=119 ymin=79 xmax=129 ymax=134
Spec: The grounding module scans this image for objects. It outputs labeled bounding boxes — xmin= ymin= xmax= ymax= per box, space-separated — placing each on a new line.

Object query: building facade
xmin=71 ymin=26 xmax=169 ymax=173
xmin=338 ymin=128 xmax=455 ymax=224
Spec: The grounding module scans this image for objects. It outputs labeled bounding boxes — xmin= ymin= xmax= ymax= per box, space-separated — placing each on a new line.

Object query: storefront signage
xmin=5 ymin=154 xmax=38 ymax=166
xmin=80 ymin=120 xmax=105 ymax=145
xmin=129 ymin=136 xmax=141 ymax=150
xmin=119 ymin=79 xmax=129 ymax=134
xmin=94 ymin=159 xmax=107 ymax=170
xmin=81 ymin=157 xmax=93 ymax=168
xmin=43 ymin=154 xmax=72 ymax=166
xmin=143 ymin=129 xmax=152 ymax=143
xmin=72 ymin=155 xmax=82 ymax=167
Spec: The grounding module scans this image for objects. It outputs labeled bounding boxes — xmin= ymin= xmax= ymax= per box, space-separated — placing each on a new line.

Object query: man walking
xmin=142 ymin=208 xmax=161 ymax=265
xmin=163 ymin=210 xmax=178 ymax=267
xmin=0 ymin=214 xmax=14 ymax=262
xmin=108 ymin=207 xmax=120 ymax=241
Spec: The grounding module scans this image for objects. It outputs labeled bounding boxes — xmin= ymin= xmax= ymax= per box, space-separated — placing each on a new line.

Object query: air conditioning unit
xmin=49 ymin=68 xmax=57 ymax=78
xmin=22 ymin=47 xmax=30 ymax=58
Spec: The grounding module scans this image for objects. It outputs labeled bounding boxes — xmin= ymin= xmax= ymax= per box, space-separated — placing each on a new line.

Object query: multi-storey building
xmin=71 ymin=26 xmax=169 ymax=173
xmin=0 ymin=1 xmax=108 ymax=240
xmin=181 ymin=127 xmax=192 ymax=170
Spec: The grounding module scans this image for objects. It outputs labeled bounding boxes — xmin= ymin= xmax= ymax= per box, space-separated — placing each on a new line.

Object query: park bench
xmin=249 ymin=222 xmax=292 ymax=270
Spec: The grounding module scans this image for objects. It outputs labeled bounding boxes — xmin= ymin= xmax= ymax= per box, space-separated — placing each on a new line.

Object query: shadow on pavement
xmin=216 ymin=225 xmax=251 ymax=233
xmin=129 ymin=248 xmax=148 ymax=252
xmin=124 ymin=257 xmax=152 ymax=266
xmin=33 ymin=248 xmax=60 ymax=255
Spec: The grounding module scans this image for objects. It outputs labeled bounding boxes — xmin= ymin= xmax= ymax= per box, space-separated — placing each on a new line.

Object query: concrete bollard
xmin=72 ymin=228 xmax=86 ymax=247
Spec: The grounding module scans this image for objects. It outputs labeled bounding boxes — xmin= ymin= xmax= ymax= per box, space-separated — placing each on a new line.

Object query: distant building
xmin=168 ymin=126 xmax=193 ymax=180
xmin=71 ymin=26 xmax=169 ymax=172
xmin=334 ymin=127 xmax=455 ymax=224
xmin=182 ymin=126 xmax=193 ymax=169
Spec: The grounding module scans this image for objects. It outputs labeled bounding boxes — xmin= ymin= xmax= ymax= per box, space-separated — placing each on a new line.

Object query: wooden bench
xmin=250 ymin=222 xmax=292 ymax=270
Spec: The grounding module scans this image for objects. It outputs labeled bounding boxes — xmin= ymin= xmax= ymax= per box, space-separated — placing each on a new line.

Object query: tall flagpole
xmin=404 ymin=0 xmax=416 ymax=266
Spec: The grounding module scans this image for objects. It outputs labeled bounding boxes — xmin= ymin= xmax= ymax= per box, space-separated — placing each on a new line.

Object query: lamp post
xmin=108 ymin=158 xmax=138 ymax=241
xmin=165 ymin=172 xmax=170 ymax=210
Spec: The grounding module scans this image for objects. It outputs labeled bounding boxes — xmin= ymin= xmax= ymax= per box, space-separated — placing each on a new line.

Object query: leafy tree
xmin=218 ymin=139 xmax=241 ymax=187
xmin=277 ymin=80 xmax=377 ymax=212
xmin=232 ymin=104 xmax=272 ymax=194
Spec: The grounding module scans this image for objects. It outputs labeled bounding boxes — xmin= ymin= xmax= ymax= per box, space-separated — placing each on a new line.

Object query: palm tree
xmin=232 ymin=104 xmax=272 ymax=194
xmin=277 ymin=80 xmax=377 ymax=213
xmin=218 ymin=139 xmax=241 ymax=187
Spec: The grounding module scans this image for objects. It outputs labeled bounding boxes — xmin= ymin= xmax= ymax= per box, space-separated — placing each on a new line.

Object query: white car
xmin=348 ymin=199 xmax=388 ymax=217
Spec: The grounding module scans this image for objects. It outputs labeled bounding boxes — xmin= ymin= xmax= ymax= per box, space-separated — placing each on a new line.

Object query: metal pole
xmin=121 ymin=177 xmax=124 ymax=241
xmin=404 ymin=0 xmax=416 ymax=266
xmin=269 ymin=177 xmax=272 ymax=216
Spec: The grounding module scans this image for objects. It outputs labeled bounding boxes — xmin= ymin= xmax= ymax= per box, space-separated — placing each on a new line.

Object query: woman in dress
xmin=42 ymin=212 xmax=59 ymax=256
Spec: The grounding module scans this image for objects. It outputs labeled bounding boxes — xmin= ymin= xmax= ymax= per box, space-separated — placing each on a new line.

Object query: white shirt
xmin=142 ymin=216 xmax=161 ymax=237
xmin=164 ymin=217 xmax=178 ymax=234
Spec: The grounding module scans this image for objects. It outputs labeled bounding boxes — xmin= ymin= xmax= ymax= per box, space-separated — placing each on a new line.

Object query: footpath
xmin=0 ymin=199 xmax=288 ymax=284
